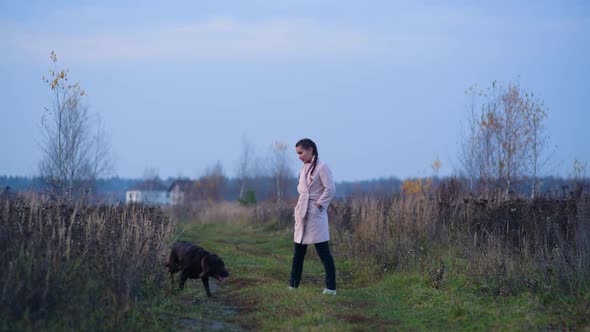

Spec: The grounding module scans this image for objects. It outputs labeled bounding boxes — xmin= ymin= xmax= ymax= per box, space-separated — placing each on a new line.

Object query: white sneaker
xmin=322 ymin=288 xmax=336 ymax=295
xmin=288 ymin=286 xmax=296 ymax=291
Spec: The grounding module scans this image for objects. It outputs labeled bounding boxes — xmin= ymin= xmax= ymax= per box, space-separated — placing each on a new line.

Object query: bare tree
xmin=142 ymin=167 xmax=160 ymax=181
xmin=39 ymin=51 xmax=112 ymax=200
xmin=461 ymin=83 xmax=501 ymax=196
xmin=237 ymin=133 xmax=253 ymax=200
xmin=90 ymin=114 xmax=114 ymax=181
xmin=201 ymin=161 xmax=225 ymax=203
xmin=269 ymin=141 xmax=293 ymax=204
xmin=569 ymin=159 xmax=588 ymax=196
xmin=459 ymin=85 xmax=480 ymax=191
xmin=493 ymin=82 xmax=529 ymax=199
xmin=141 ymin=167 xmax=162 ymax=190
xmin=39 ymin=51 xmax=113 ymax=202
xmin=523 ymin=94 xmax=553 ymax=198
xmin=571 ymin=159 xmax=588 ymax=180
xmin=460 ymin=81 xmax=552 ymax=200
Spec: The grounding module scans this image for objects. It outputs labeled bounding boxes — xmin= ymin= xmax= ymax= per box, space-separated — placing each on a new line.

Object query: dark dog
xmin=165 ymin=241 xmax=230 ymax=297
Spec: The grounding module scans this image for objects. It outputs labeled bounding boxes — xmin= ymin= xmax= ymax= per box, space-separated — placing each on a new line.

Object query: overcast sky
xmin=1 ymin=1 xmax=588 ymax=181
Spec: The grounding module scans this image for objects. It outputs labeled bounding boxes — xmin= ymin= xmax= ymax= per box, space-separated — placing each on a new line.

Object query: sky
xmin=1 ymin=1 xmax=589 ymax=182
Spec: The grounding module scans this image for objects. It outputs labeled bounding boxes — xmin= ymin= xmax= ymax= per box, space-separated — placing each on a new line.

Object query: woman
xmin=289 ymin=138 xmax=337 ymax=295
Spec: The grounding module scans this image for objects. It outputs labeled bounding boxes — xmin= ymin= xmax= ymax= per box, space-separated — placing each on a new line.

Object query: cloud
xmin=2 ymin=4 xmax=588 ymax=66
xmin=4 ymin=18 xmax=370 ymax=63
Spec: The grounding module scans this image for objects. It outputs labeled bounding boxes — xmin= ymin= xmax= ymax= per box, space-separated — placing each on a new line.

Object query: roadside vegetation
xmin=0 ymin=196 xmax=175 ymax=331
xmin=152 ymin=188 xmax=589 ymax=331
xmin=1 ymin=188 xmax=588 ymax=330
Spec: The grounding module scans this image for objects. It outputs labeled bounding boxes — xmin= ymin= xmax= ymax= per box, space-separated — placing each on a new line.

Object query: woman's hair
xmin=296 ymin=138 xmax=319 ymax=175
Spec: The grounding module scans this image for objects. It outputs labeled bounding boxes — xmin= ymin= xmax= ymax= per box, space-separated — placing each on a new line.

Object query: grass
xmin=145 ymin=220 xmax=563 ymax=331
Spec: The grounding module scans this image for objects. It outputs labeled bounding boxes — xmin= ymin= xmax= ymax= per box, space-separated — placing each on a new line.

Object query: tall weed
xmin=0 ymin=196 xmax=175 ymax=330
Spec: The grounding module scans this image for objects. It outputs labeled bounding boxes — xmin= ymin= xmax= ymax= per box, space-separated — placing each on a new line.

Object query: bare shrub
xmin=0 ymin=195 xmax=175 ymax=330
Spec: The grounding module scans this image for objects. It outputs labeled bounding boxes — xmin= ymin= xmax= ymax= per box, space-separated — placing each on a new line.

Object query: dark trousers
xmin=289 ymin=241 xmax=336 ymax=290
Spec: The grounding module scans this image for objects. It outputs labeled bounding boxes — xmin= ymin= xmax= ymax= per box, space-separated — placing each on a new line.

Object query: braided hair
xmin=296 ymin=138 xmax=319 ymax=176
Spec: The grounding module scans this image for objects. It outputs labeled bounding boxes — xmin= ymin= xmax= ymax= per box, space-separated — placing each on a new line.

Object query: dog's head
xmin=205 ymin=254 xmax=230 ymax=282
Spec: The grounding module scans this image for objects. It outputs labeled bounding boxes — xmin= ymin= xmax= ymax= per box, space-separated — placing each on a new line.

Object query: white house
xmin=125 ymin=179 xmax=170 ymax=205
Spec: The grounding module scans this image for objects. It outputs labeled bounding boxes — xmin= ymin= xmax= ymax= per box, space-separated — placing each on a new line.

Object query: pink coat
xmin=293 ymin=160 xmax=336 ymax=244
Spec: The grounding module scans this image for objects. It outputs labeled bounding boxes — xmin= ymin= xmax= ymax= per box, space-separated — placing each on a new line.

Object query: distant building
xmin=125 ymin=179 xmax=170 ymax=205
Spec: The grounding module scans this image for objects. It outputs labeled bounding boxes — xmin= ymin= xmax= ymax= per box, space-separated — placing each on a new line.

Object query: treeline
xmin=0 ymin=175 xmax=399 ymax=201
xmin=2 ymin=175 xmax=587 ymax=203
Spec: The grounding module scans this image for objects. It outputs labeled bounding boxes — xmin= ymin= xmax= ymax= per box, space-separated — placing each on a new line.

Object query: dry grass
xmin=183 ymin=200 xmax=296 ymax=227
xmin=328 ymin=185 xmax=590 ymax=303
xmin=0 ymin=195 xmax=175 ymax=330
xmin=181 ymin=188 xmax=590 ymax=305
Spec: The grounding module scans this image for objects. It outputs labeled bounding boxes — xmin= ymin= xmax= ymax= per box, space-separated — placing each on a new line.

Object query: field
xmin=1 ymin=194 xmax=589 ymax=331
xmin=149 ymin=221 xmax=580 ymax=331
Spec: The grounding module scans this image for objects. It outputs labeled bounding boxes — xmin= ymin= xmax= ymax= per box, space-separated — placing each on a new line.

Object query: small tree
xmin=39 ymin=51 xmax=113 ymax=202
xmin=270 ymin=141 xmax=292 ymax=204
xmin=570 ymin=159 xmax=588 ymax=197
xmin=201 ymin=161 xmax=225 ymax=203
xmin=90 ymin=114 xmax=114 ymax=189
xmin=460 ymin=80 xmax=552 ymax=200
xmin=523 ymin=94 xmax=553 ymax=198
xmin=432 ymin=156 xmax=442 ymax=178
xmin=459 ymin=85 xmax=481 ymax=192
xmin=237 ymin=133 xmax=253 ymax=201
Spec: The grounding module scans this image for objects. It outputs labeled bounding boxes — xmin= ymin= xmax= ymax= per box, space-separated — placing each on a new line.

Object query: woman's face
xmin=296 ymin=145 xmax=314 ymax=164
